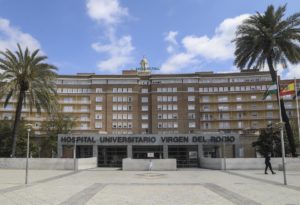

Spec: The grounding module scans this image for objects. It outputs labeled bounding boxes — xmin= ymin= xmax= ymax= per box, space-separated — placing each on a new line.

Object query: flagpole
xmin=276 ymin=75 xmax=287 ymax=185
xmin=294 ymin=77 xmax=300 ymax=145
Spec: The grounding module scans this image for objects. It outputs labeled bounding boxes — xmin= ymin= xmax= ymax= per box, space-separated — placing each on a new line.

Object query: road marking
xmin=204 ymin=183 xmax=261 ymax=205
xmin=59 ymin=183 xmax=106 ymax=205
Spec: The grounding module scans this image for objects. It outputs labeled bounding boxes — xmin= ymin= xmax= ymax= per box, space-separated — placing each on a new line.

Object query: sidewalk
xmin=0 ymin=169 xmax=299 ymax=205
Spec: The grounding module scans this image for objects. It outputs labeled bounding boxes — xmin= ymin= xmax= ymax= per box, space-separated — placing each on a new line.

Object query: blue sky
xmin=0 ymin=0 xmax=299 ymax=78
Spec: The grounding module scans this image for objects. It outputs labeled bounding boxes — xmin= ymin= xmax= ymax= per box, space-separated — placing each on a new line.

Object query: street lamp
xmin=274 ymin=122 xmax=287 ymax=185
xmin=25 ymin=123 xmax=33 ymax=185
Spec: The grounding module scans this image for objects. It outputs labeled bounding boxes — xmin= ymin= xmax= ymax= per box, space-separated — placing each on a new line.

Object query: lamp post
xmin=25 ymin=123 xmax=32 ymax=185
xmin=223 ymin=139 xmax=226 ymax=171
xmin=73 ymin=138 xmax=77 ymax=172
xmin=274 ymin=122 xmax=287 ymax=185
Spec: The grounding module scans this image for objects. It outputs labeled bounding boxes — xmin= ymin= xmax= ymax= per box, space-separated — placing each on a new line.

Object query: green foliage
xmin=0 ymin=44 xmax=58 ymax=157
xmin=253 ymin=125 xmax=290 ymax=157
xmin=234 ymin=4 xmax=300 ymax=71
xmin=234 ymin=4 xmax=300 ymax=157
xmin=40 ymin=113 xmax=75 ymax=157
xmin=0 ymin=121 xmax=39 ymax=157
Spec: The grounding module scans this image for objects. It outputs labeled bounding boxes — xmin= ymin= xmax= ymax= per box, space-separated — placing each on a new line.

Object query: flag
xmin=280 ymin=82 xmax=295 ymax=96
xmin=263 ymin=83 xmax=277 ymax=100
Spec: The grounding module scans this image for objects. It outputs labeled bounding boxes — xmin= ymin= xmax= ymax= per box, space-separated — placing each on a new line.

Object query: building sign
xmin=58 ymin=134 xmax=239 ymax=146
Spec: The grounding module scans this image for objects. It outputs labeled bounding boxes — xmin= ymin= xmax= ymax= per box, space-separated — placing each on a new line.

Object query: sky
xmin=0 ymin=0 xmax=299 ymax=78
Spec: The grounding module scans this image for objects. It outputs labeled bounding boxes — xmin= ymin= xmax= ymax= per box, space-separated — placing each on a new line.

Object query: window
xmin=236 ymin=104 xmax=242 ymax=110
xmin=285 ymin=102 xmax=293 ymax=108
xmin=142 ymin=123 xmax=148 ymax=129
xmin=266 ymin=103 xmax=273 ymax=109
xmin=173 ymin=113 xmax=178 ymax=119
xmin=251 ymin=95 xmax=257 ymax=100
xmin=142 ymin=106 xmax=148 ymax=111
xmin=219 ymin=113 xmax=229 ymax=120
xmin=174 ymin=122 xmax=178 ymax=128
xmin=128 ymin=114 xmax=133 ymax=120
xmin=237 ymin=121 xmax=243 ymax=128
xmin=189 ymin=122 xmax=196 ymax=128
xmin=81 ymin=97 xmax=89 ymax=102
xmin=141 ymin=97 xmax=148 ymax=103
xmin=157 ymin=96 xmax=162 ymax=102
xmin=251 ymin=121 xmax=258 ymax=128
xmin=237 ymin=112 xmax=243 ymax=119
xmin=141 ymin=88 xmax=148 ymax=93
xmin=188 ymin=87 xmax=194 ymax=92
xmin=80 ymin=123 xmax=88 ymax=129
xmin=188 ymin=104 xmax=195 ymax=110
xmin=219 ymin=122 xmax=230 ymax=129
xmin=218 ymin=96 xmax=228 ymax=102
xmin=63 ymin=106 xmax=73 ymax=112
xmin=158 ymin=122 xmax=163 ymax=128
xmin=95 ymin=114 xmax=102 ymax=120
xmin=188 ymin=96 xmax=195 ymax=102
xmin=95 ymin=96 xmax=103 ymax=102
xmin=203 ymin=122 xmax=210 ymax=129
xmin=173 ymin=96 xmax=178 ymax=102
xmin=63 ymin=97 xmax=73 ymax=103
xmin=113 ymin=96 xmax=117 ymax=102
xmin=80 ymin=114 xmax=88 ymax=121
xmin=96 ymin=88 xmax=103 ymax=93
xmin=251 ymin=112 xmax=258 ymax=118
xmin=218 ymin=105 xmax=229 ymax=111
xmin=141 ymin=115 xmax=148 ymax=120
xmin=188 ymin=113 xmax=195 ymax=119
xmin=117 ymin=114 xmax=122 ymax=120
xmin=96 ymin=105 xmax=102 ymax=111
xmin=265 ymin=95 xmax=272 ymax=100
xmin=202 ymin=96 xmax=210 ymax=102
xmin=236 ymin=96 xmax=242 ymax=101
xmin=203 ymin=105 xmax=210 ymax=111
xmin=266 ymin=112 xmax=273 ymax=118
xmin=95 ymin=122 xmax=102 ymax=129
xmin=113 ymin=105 xmax=117 ymax=111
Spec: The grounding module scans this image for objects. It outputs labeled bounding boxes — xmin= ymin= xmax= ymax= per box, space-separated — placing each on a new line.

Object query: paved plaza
xmin=0 ymin=168 xmax=299 ymax=205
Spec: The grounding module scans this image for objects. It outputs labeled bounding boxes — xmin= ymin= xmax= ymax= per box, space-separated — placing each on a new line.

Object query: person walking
xmin=265 ymin=154 xmax=276 ymax=174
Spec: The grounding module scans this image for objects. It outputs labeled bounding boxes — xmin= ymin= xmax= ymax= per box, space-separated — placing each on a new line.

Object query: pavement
xmin=0 ymin=168 xmax=299 ymax=205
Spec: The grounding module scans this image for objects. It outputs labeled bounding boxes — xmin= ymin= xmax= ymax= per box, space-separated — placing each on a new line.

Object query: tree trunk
xmin=11 ymin=90 xmax=25 ymax=157
xmin=267 ymin=57 xmax=297 ymax=157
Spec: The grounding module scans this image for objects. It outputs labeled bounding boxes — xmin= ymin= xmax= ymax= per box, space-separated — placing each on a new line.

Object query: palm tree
xmin=234 ymin=5 xmax=300 ymax=156
xmin=0 ymin=44 xmax=58 ymax=157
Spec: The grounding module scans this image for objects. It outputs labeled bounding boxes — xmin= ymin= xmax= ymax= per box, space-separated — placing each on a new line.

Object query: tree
xmin=0 ymin=120 xmax=39 ymax=157
xmin=0 ymin=44 xmax=58 ymax=157
xmin=234 ymin=5 xmax=300 ymax=156
xmin=253 ymin=125 xmax=290 ymax=157
xmin=40 ymin=113 xmax=75 ymax=157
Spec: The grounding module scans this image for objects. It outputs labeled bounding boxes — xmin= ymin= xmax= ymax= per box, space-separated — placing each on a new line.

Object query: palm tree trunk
xmin=11 ymin=90 xmax=25 ymax=157
xmin=267 ymin=57 xmax=297 ymax=157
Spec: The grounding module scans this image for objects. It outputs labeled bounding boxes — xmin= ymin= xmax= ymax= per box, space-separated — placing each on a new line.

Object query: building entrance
xmin=132 ymin=146 xmax=163 ymax=159
xmin=97 ymin=146 xmax=127 ymax=167
xmin=76 ymin=146 xmax=93 ymax=158
xmin=168 ymin=145 xmax=198 ymax=168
